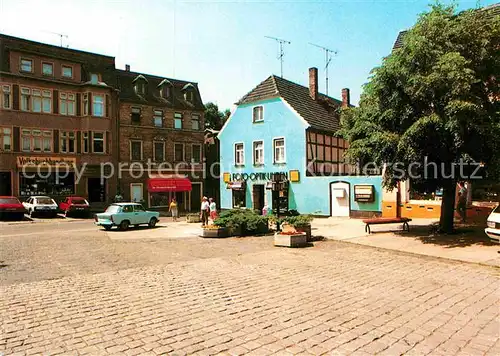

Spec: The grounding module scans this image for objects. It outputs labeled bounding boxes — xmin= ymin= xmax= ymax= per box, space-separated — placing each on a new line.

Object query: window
xmin=174 ymin=143 xmax=184 ymax=162
xmin=90 ymin=73 xmax=99 ymax=84
xmin=83 ymin=93 xmax=89 ymax=116
xmin=134 ymin=81 xmax=145 ymax=95
xmin=32 ymin=89 xmax=42 ymax=112
xmin=130 ymin=141 xmax=143 ymax=161
xmin=21 ymin=129 xmax=52 ymax=152
xmin=93 ymin=94 xmax=104 ymax=117
xmin=154 ymin=141 xmax=164 ymax=162
xmin=83 ymin=132 xmax=89 ymax=153
xmin=62 ymin=65 xmax=73 ymax=78
xmin=235 ymin=143 xmax=244 ymax=166
xmin=21 ymin=88 xmax=31 ymax=111
xmin=42 ymin=62 xmax=53 ymax=76
xmin=2 ymin=85 xmax=11 ymax=109
xmin=60 ymin=92 xmax=76 ymax=116
xmin=42 ymin=90 xmax=51 ymax=113
xmin=153 ymin=110 xmax=163 ymax=127
xmin=233 ymin=189 xmax=246 ymax=208
xmin=253 ymin=141 xmax=264 ymax=165
xmin=20 ymin=58 xmax=33 ymax=72
xmin=253 ymin=106 xmax=263 ymax=123
xmin=174 ymin=113 xmax=183 ymax=129
xmin=60 ymin=131 xmax=76 ymax=153
xmin=160 ymin=86 xmax=170 ymax=99
xmin=93 ymin=132 xmax=105 ymax=153
xmin=191 ymin=144 xmax=202 ymax=163
xmin=273 ymin=138 xmax=285 ymax=163
xmin=131 ymin=107 xmax=141 ymax=124
xmin=191 ymin=114 xmax=200 ymax=130
xmin=0 ymin=127 xmax=11 ymax=151
xmin=185 ymin=91 xmax=194 ymax=102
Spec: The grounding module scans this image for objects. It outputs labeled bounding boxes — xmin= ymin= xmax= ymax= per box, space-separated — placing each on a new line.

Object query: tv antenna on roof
xmin=45 ymin=31 xmax=69 ymax=48
xmin=309 ymin=42 xmax=338 ymax=96
xmin=265 ymin=36 xmax=291 ymax=78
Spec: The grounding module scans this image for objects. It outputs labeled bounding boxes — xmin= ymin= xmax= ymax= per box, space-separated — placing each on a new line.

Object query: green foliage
xmin=214 ymin=209 xmax=268 ymax=235
xmin=282 ymin=214 xmax=314 ymax=227
xmin=205 ymin=102 xmax=230 ymax=130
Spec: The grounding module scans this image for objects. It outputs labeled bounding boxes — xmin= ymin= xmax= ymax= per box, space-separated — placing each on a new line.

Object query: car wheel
xmin=29 ymin=209 xmax=34 ymax=218
xmin=148 ymin=217 xmax=157 ymax=228
xmin=119 ymin=220 xmax=130 ymax=231
xmin=103 ymin=225 xmax=112 ymax=231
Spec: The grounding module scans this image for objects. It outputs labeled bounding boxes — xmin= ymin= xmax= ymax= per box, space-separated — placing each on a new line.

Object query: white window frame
xmin=83 ymin=93 xmax=89 ymax=116
xmin=21 ymin=129 xmax=52 ymax=152
xmin=273 ymin=137 xmax=286 ymax=164
xmin=2 ymin=85 xmax=11 ymax=109
xmin=0 ymin=127 xmax=12 ymax=152
xmin=252 ymin=140 xmax=264 ymax=166
xmin=174 ymin=112 xmax=183 ymax=129
xmin=20 ymin=87 xmax=31 ymax=111
xmin=191 ymin=144 xmax=202 ymax=164
xmin=20 ymin=58 xmax=33 ymax=73
xmin=32 ymin=89 xmax=42 ymax=113
xmin=62 ymin=65 xmax=73 ymax=78
xmin=60 ymin=92 xmax=76 ymax=116
xmin=92 ymin=94 xmax=104 ymax=117
xmin=153 ymin=109 xmax=163 ymax=127
xmin=42 ymin=62 xmax=54 ymax=76
xmin=60 ymin=131 xmax=76 ymax=154
xmin=130 ymin=140 xmax=143 ymax=161
xmin=92 ymin=132 xmax=105 ymax=154
xmin=82 ymin=132 xmax=89 ymax=153
xmin=174 ymin=143 xmax=185 ymax=162
xmin=42 ymin=90 xmax=51 ymax=113
xmin=153 ymin=141 xmax=165 ymax=162
xmin=191 ymin=114 xmax=201 ymax=130
xmin=252 ymin=105 xmax=264 ymax=123
xmin=234 ymin=142 xmax=244 ymax=166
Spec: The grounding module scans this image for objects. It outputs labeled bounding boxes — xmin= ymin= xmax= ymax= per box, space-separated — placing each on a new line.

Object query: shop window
xmin=2 ymin=85 xmax=11 ymax=109
xmin=174 ymin=143 xmax=184 ymax=162
xmin=60 ymin=131 xmax=76 ymax=153
xmin=154 ymin=141 xmax=164 ymax=162
xmin=62 ymin=65 xmax=73 ymax=78
xmin=174 ymin=112 xmax=183 ymax=129
xmin=253 ymin=140 xmax=264 ymax=165
xmin=19 ymin=172 xmax=75 ymax=197
xmin=93 ymin=94 xmax=104 ymax=117
xmin=82 ymin=132 xmax=89 ymax=153
xmin=21 ymin=129 xmax=52 ymax=152
xmin=191 ymin=114 xmax=200 ymax=130
xmin=21 ymin=88 xmax=31 ymax=111
xmin=83 ymin=93 xmax=89 ymax=116
xmin=234 ymin=143 xmax=244 ymax=166
xmin=20 ymin=58 xmax=33 ymax=73
xmin=92 ymin=132 xmax=105 ymax=153
xmin=273 ymin=138 xmax=285 ymax=163
xmin=131 ymin=107 xmax=141 ymax=124
xmin=60 ymin=93 xmax=76 ymax=116
xmin=191 ymin=144 xmax=201 ymax=163
xmin=232 ymin=189 xmax=246 ymax=208
xmin=153 ymin=110 xmax=163 ymax=127
xmin=42 ymin=62 xmax=53 ymax=76
xmin=130 ymin=140 xmax=143 ymax=161
xmin=253 ymin=106 xmax=263 ymax=123
xmin=0 ymin=127 xmax=11 ymax=151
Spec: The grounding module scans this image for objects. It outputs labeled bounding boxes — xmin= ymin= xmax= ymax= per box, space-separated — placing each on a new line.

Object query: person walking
xmin=200 ymin=196 xmax=210 ymax=226
xmin=169 ymin=198 xmax=179 ymax=222
xmin=209 ymin=198 xmax=217 ymax=221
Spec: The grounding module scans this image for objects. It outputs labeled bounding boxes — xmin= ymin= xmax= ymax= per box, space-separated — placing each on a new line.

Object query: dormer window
xmin=182 ymin=83 xmax=195 ymax=103
xmin=158 ymin=79 xmax=172 ymax=100
xmin=90 ymin=73 xmax=99 ymax=84
xmin=132 ymin=74 xmax=148 ymax=96
xmin=185 ymin=91 xmax=194 ymax=102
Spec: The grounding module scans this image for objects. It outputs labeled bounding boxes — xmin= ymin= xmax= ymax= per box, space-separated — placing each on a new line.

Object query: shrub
xmin=214 ymin=209 xmax=269 ymax=235
xmin=284 ymin=214 xmax=314 ymax=227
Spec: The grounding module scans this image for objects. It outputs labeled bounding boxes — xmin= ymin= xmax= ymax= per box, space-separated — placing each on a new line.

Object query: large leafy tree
xmin=205 ymin=102 xmax=230 ymax=130
xmin=339 ymin=3 xmax=500 ymax=233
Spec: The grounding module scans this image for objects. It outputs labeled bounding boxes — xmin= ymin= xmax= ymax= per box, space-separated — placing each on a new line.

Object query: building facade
xmin=115 ymin=67 xmax=205 ymax=212
xmin=0 ymin=34 xmax=119 ymax=207
xmin=218 ymin=68 xmax=382 ymax=217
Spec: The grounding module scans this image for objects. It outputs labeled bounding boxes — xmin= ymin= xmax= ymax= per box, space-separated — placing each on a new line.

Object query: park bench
xmin=362 ymin=217 xmax=412 ymax=234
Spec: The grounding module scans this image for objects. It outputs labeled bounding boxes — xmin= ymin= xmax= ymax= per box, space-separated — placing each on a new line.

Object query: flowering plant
xmin=202 ymin=224 xmax=223 ymax=230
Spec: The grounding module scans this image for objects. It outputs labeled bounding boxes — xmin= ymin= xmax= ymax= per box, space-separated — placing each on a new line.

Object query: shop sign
xmin=17 ymin=156 xmax=77 ymax=168
xmin=231 ymin=172 xmax=288 ymax=182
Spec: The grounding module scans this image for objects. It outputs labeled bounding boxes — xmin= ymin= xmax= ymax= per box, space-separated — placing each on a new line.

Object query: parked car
xmin=59 ymin=196 xmax=91 ymax=217
xmin=485 ymin=204 xmax=500 ymax=244
xmin=23 ymin=196 xmax=59 ymax=218
xmin=0 ymin=196 xmax=26 ymax=220
xmin=94 ymin=203 xmax=160 ymax=231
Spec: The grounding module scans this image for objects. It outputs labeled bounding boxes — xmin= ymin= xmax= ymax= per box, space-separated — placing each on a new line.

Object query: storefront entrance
xmin=88 ymin=178 xmax=106 ymax=203
xmin=191 ymin=183 xmax=202 ymax=212
xmin=252 ymin=184 xmax=265 ymax=214
xmin=0 ymin=172 xmax=12 ymax=196
xmin=130 ymin=183 xmax=144 ymax=203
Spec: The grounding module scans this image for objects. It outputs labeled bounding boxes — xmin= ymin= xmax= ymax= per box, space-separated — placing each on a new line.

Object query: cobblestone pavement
xmin=1 ymin=222 xmax=500 ymax=355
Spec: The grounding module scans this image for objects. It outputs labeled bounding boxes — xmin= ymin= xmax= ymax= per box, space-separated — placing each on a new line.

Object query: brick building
xmin=0 ymin=34 xmax=119 ymax=207
xmin=115 ymin=67 xmax=205 ymax=212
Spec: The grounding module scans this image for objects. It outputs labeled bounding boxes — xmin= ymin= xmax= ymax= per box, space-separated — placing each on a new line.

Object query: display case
xmin=354 ymin=185 xmax=375 ymax=202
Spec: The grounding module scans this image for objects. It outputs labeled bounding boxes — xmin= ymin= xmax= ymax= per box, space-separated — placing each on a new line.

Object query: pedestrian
xmin=457 ymin=181 xmax=467 ymax=223
xmin=209 ymin=198 xmax=217 ymax=221
xmin=114 ymin=190 xmax=123 ymax=203
xmin=169 ymin=198 xmax=179 ymax=222
xmin=200 ymin=196 xmax=210 ymax=226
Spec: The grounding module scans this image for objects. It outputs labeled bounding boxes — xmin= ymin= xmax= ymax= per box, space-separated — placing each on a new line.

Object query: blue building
xmin=218 ymin=68 xmax=382 ymax=217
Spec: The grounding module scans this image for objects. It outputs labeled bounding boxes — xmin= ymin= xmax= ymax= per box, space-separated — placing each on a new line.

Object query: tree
xmin=205 ymin=102 xmax=230 ymax=130
xmin=339 ymin=3 xmax=500 ymax=233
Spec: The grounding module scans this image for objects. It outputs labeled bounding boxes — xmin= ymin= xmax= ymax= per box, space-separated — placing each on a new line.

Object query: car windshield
xmin=0 ymin=198 xmax=20 ymax=204
xmin=72 ymin=199 xmax=87 ymax=204
xmin=37 ymin=198 xmax=53 ymax=205
xmin=105 ymin=205 xmax=121 ymax=213
xmin=493 ymin=205 xmax=500 ymax=214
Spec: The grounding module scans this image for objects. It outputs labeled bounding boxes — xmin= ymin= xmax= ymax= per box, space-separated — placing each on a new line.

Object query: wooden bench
xmin=362 ymin=217 xmax=412 ymax=234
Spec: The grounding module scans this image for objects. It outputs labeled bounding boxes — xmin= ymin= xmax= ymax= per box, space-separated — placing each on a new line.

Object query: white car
xmin=23 ymin=196 xmax=59 ymax=218
xmin=485 ymin=204 xmax=500 ymax=244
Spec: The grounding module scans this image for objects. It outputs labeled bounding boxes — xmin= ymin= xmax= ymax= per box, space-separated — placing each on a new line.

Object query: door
xmin=191 ymin=183 xmax=202 ymax=213
xmin=0 ymin=172 xmax=12 ymax=196
xmin=88 ymin=178 xmax=106 ymax=203
xmin=121 ymin=204 xmax=136 ymax=224
xmin=130 ymin=184 xmax=143 ymax=203
xmin=331 ymin=182 xmax=350 ymax=217
xmin=133 ymin=204 xmax=147 ymax=224
xmin=253 ymin=185 xmax=265 ymax=214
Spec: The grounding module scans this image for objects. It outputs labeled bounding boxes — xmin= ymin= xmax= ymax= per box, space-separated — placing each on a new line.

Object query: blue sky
xmin=0 ymin=0 xmax=496 ymax=109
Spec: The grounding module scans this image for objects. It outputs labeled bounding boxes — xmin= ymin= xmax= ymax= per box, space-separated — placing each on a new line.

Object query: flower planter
xmin=187 ymin=215 xmax=201 ymax=223
xmin=202 ymin=227 xmax=229 ymax=238
xmin=274 ymin=232 xmax=307 ymax=248
xmin=295 ymin=224 xmax=312 ymax=241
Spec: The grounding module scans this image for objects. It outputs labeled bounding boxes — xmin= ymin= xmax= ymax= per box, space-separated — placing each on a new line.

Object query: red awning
xmin=147 ymin=178 xmax=192 ymax=192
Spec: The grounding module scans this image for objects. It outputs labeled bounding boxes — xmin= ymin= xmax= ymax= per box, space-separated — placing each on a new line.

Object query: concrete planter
xmin=274 ymin=232 xmax=307 ymax=248
xmin=202 ymin=227 xmax=229 ymax=238
xmin=187 ymin=215 xmax=201 ymax=223
xmin=295 ymin=224 xmax=312 ymax=241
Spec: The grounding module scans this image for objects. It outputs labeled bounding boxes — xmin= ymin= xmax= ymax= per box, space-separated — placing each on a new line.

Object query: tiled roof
xmin=116 ymin=69 xmax=204 ymax=110
xmin=392 ymin=2 xmax=499 ymax=50
xmin=237 ymin=75 xmax=343 ymax=133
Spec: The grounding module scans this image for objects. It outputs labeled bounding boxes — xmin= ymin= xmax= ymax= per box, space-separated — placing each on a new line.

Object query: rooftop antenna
xmin=265 ymin=36 xmax=291 ymax=78
xmin=309 ymin=42 xmax=338 ymax=96
xmin=45 ymin=31 xmax=68 ymax=48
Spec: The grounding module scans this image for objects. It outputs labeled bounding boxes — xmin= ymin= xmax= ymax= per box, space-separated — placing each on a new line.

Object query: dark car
xmin=59 ymin=197 xmax=91 ymax=217
xmin=0 ymin=196 xmax=26 ymax=221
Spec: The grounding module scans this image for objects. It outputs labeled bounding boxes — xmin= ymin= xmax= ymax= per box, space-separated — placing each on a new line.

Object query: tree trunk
xmin=439 ymin=180 xmax=456 ymax=233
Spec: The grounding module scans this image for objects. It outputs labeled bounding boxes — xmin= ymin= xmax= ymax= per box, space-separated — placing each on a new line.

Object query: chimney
xmin=342 ymin=88 xmax=350 ymax=108
xmin=125 ymin=64 xmax=130 ymax=72
xmin=309 ymin=67 xmax=318 ymax=101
